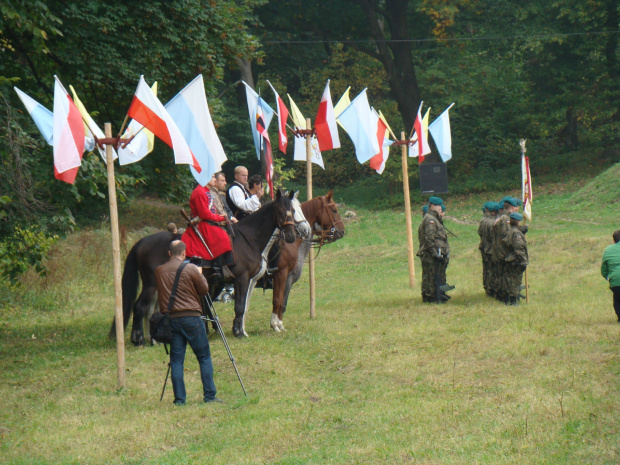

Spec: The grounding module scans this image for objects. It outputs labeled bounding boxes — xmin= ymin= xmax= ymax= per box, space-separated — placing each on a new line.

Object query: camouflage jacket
xmin=491 ymin=213 xmax=511 ymax=261
xmin=503 ymin=226 xmax=529 ymax=267
xmin=417 ymin=210 xmax=450 ymax=258
xmin=478 ymin=214 xmax=495 ymax=255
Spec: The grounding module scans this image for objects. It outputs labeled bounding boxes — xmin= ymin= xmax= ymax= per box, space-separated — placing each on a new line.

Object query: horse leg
xmin=232 ymin=276 xmax=249 ymax=338
xmin=272 ymin=268 xmax=288 ymax=332
xmin=144 ymin=295 xmax=159 ymax=344
xmin=131 ymin=284 xmax=156 ymax=346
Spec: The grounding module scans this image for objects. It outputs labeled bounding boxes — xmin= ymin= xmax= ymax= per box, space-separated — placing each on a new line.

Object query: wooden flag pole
xmin=520 ymin=139 xmax=529 ymax=304
xmin=105 ymin=123 xmax=125 ymax=389
xmin=400 ymin=131 xmax=416 ymax=288
xmin=306 ymin=118 xmax=316 ymax=318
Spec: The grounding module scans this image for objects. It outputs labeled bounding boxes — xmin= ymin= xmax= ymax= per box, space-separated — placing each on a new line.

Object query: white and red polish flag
xmin=127 ymin=75 xmax=201 ymax=172
xmin=314 ymin=80 xmax=340 ymax=151
xmin=369 ymin=109 xmax=390 ymax=175
xmin=267 ymin=80 xmax=289 ymax=154
xmin=53 ymin=76 xmax=85 ymax=184
xmin=522 ymin=155 xmax=533 ymax=221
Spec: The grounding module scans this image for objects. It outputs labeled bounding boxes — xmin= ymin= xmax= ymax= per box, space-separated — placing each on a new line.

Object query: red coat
xmin=182 ymin=185 xmax=232 ymax=260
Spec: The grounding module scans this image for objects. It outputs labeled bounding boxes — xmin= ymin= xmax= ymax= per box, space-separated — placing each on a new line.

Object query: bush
xmin=0 ymin=225 xmax=58 ymax=284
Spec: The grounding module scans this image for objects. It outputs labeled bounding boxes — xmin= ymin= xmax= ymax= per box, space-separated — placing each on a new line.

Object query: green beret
xmin=422 ymin=205 xmax=428 ymax=213
xmin=428 ymin=196 xmax=443 ymax=205
xmin=488 ymin=202 xmax=500 ymax=212
xmin=503 ymin=197 xmax=519 ymax=207
xmin=483 ymin=201 xmax=494 ymax=212
xmin=509 ymin=212 xmax=523 ymax=221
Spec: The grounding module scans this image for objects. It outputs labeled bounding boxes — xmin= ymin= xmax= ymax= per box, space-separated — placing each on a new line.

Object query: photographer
xmin=155 ymin=240 xmax=222 ymax=405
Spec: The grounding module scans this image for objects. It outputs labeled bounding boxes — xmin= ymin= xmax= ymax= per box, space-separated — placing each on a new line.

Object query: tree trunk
xmin=360 ymin=0 xmax=421 ymax=131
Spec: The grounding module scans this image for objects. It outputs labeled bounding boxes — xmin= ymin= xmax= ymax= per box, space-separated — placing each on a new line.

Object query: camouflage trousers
xmin=504 ymin=263 xmax=524 ymax=299
xmin=489 ymin=259 xmax=507 ymax=300
xmin=421 ymin=255 xmax=448 ymax=301
xmin=481 ymin=252 xmax=492 ymax=295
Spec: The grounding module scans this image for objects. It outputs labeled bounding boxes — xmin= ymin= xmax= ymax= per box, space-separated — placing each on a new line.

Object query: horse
xmin=269 ymin=191 xmax=345 ymax=332
xmin=110 ymin=189 xmax=305 ymax=344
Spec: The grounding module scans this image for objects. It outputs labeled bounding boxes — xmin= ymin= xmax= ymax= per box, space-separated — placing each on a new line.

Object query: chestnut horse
xmin=270 ymin=191 xmax=345 ymax=331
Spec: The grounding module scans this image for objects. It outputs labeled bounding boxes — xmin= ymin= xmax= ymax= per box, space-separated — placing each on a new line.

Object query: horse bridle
xmin=313 ymin=196 xmax=344 ymax=247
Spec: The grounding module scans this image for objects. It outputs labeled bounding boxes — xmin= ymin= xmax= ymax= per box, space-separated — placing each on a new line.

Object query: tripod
xmin=159 ymin=293 xmax=247 ymax=401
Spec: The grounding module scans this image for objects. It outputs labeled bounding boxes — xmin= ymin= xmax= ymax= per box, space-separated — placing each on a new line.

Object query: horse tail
xmin=109 ymin=239 xmax=141 ymax=340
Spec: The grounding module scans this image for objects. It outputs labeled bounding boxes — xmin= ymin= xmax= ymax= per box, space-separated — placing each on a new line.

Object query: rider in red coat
xmin=182 ymin=184 xmax=233 ymax=277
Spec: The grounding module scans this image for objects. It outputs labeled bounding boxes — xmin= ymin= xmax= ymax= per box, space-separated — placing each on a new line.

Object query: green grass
xmin=0 ymin=166 xmax=618 ymax=464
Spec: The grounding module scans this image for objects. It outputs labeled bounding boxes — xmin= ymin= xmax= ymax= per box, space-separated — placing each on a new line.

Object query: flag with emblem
xmin=522 ymin=155 xmax=533 ymax=221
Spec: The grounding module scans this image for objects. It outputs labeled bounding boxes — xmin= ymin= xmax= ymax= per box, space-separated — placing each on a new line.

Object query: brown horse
xmin=269 ymin=191 xmax=345 ymax=331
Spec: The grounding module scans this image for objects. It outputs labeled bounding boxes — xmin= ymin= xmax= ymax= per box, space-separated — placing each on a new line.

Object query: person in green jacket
xmin=601 ymin=230 xmax=620 ymax=322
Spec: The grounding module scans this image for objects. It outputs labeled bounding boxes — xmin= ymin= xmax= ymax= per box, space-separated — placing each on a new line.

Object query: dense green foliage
xmin=1 ymin=0 xmax=618 ymax=280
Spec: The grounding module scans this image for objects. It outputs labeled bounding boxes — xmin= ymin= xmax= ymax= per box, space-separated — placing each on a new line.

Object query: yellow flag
xmin=411 ymin=107 xmax=431 ymax=142
xmin=69 ymin=85 xmax=97 ymax=138
xmin=287 ymin=94 xmax=307 ymax=129
xmin=334 ymin=87 xmax=351 ymax=129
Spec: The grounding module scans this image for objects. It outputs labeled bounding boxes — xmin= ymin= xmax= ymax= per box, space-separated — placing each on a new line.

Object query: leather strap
xmin=167 ymin=262 xmax=188 ymax=312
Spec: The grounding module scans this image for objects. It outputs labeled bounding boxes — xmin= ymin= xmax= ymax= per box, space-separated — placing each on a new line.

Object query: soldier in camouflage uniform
xmin=478 ymin=202 xmax=498 ymax=297
xmin=490 ymin=197 xmax=521 ymax=302
xmin=503 ymin=212 xmax=528 ymax=305
xmin=417 ymin=196 xmax=450 ymax=303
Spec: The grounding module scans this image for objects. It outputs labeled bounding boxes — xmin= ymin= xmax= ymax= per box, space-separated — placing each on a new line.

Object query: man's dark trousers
xmin=170 ymin=316 xmax=217 ymax=404
xmin=612 ymin=286 xmax=620 ymax=321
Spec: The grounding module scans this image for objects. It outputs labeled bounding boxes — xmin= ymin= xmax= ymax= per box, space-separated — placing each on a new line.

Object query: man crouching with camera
xmin=155 ymin=240 xmax=223 ymax=405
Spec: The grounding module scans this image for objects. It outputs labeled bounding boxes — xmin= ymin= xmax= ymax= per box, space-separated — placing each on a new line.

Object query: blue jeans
xmin=169 ymin=316 xmax=217 ymax=403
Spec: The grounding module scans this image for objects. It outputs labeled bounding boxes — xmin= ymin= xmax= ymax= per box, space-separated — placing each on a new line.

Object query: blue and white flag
xmin=337 ymin=89 xmax=380 ymax=164
xmin=428 ymin=103 xmax=455 ymax=162
xmin=242 ymin=81 xmax=274 ymax=160
xmin=14 ymin=87 xmax=54 ymax=145
xmin=166 ymin=75 xmax=227 ymax=186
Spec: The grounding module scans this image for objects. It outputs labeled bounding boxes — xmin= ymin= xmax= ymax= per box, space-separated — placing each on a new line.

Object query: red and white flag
xmin=256 ymin=102 xmax=274 ymax=199
xmin=314 ymin=80 xmax=340 ymax=151
xmin=53 ymin=76 xmax=85 ymax=184
xmin=267 ymin=81 xmax=289 ymax=154
xmin=369 ymin=109 xmax=390 ymax=175
xmin=127 ymin=75 xmax=201 ymax=172
xmin=522 ymin=155 xmax=533 ymax=221
xmin=413 ymin=101 xmax=430 ymax=163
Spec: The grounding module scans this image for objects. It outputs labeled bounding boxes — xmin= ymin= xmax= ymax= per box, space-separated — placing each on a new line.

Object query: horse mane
xmin=233 ymin=199 xmax=276 ymax=235
xmin=301 ymin=195 xmax=323 ymax=222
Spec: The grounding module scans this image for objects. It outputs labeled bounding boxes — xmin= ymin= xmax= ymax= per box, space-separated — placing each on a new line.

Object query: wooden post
xmin=306 ymin=118 xmax=316 ymax=318
xmin=105 ymin=123 xmax=125 ymax=389
xmin=401 ymin=132 xmax=415 ymax=288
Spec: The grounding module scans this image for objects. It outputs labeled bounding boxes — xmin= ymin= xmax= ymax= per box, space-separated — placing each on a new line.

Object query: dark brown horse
xmin=270 ymin=191 xmax=345 ymax=331
xmin=110 ymin=190 xmax=299 ymax=344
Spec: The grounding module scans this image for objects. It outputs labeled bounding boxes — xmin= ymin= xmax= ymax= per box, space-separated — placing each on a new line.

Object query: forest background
xmin=0 ymin=0 xmax=618 ymax=283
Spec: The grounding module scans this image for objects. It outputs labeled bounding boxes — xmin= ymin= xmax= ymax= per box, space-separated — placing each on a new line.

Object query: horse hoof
xmin=131 ymin=331 xmax=145 ymax=347
xmin=271 ymin=324 xmax=281 ymax=332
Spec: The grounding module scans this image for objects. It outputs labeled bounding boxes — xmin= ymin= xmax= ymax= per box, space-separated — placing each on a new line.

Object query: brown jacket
xmin=155 ymin=257 xmax=209 ymax=318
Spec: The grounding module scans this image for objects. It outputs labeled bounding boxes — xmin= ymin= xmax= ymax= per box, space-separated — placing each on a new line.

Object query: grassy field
xmin=1 ymin=167 xmax=619 ymax=464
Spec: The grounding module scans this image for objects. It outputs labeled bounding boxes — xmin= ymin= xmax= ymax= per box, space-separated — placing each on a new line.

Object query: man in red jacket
xmin=182 ymin=181 xmax=234 ymax=283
